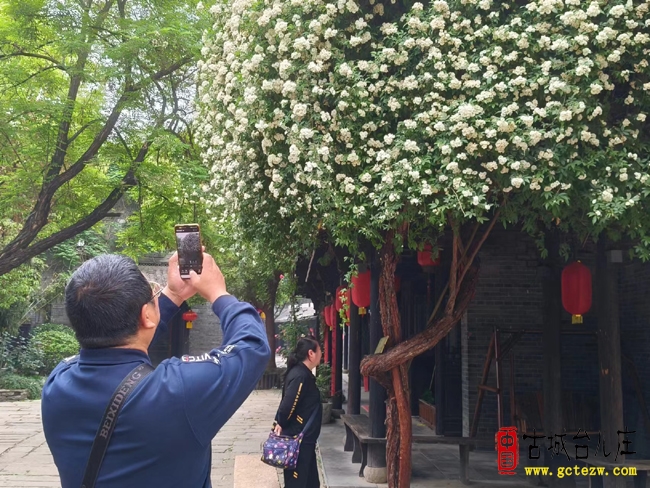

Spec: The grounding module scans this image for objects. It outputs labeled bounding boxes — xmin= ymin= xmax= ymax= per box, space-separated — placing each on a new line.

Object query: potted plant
xmin=418 ymin=389 xmax=436 ymax=430
xmin=316 ymin=364 xmax=333 ymax=424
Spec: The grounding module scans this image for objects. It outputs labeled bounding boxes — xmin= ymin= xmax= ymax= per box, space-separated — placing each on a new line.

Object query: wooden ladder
xmin=469 ymin=327 xmax=524 ymax=437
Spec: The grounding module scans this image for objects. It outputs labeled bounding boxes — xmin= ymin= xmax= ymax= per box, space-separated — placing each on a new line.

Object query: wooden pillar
xmin=326 ymin=326 xmax=332 ymax=366
xmin=348 ymin=300 xmax=361 ymax=415
xmin=541 ymin=232 xmax=569 ymax=487
xmin=343 ymin=324 xmax=352 ymax=370
xmin=333 ymin=308 xmax=344 ymax=410
xmin=366 ymin=257 xmax=387 ymax=483
xmin=596 ymin=236 xmax=626 ymax=488
xmin=435 ymin=339 xmax=445 ymax=435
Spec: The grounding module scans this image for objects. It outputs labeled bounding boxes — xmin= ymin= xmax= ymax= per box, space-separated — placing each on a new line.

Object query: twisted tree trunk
xmin=361 ymin=213 xmax=500 ymax=488
xmin=377 ymin=239 xmax=411 ymax=487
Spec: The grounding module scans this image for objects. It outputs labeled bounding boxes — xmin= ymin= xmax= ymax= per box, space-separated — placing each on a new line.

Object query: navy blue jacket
xmin=41 ymin=294 xmax=270 ymax=488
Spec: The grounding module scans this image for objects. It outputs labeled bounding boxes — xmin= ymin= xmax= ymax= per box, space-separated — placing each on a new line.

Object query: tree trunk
xmin=263 ymin=276 xmax=281 ymax=370
xmin=261 ymin=305 xmax=277 ymax=370
xmin=360 ymin=215 xmax=501 ymax=488
xmin=378 ymin=239 xmax=412 ymax=488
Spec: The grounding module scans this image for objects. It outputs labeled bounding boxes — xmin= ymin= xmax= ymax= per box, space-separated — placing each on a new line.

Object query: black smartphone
xmin=175 ymin=224 xmax=203 ymax=279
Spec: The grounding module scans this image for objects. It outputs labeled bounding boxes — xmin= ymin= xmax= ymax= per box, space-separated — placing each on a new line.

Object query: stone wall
xmin=0 ymin=390 xmax=28 ymax=402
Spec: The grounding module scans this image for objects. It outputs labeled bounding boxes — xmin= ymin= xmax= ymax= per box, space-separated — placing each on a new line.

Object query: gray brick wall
xmin=187 ymin=301 xmax=224 ymax=355
xmin=464 ymin=232 xmax=545 ymax=438
xmin=463 ymin=232 xmax=602 ymax=440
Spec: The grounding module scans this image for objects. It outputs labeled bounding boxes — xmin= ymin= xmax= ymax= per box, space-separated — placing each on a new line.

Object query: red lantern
xmin=561 ymin=261 xmax=592 ymax=324
xmin=323 ymin=305 xmax=331 ymax=328
xmin=418 ymin=243 xmax=440 ymax=267
xmin=394 ymin=276 xmax=401 ymax=293
xmin=183 ymin=310 xmax=198 ymax=329
xmin=328 ymin=304 xmax=337 ymax=328
xmin=352 ymin=271 xmax=371 ymax=315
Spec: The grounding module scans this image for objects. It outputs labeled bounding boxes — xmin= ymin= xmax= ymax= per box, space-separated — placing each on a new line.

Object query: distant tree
xmin=0 ymin=0 xmax=208 ymax=277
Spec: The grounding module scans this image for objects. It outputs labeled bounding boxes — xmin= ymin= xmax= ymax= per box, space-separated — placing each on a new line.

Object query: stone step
xmin=233 ymin=455 xmax=281 ymax=488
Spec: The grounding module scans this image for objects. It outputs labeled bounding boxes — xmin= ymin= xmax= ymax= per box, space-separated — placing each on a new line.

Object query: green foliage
xmin=0 ymin=219 xmax=46 ymax=331
xmin=51 ymin=230 xmax=111 ymax=270
xmin=0 ymin=0 xmax=211 ymax=277
xmin=277 ymin=313 xmax=312 ymax=359
xmin=316 ymin=363 xmax=331 ymax=401
xmin=0 ymin=332 xmax=44 ymax=376
xmin=0 ymin=373 xmax=44 ymax=400
xmin=32 ymin=329 xmax=79 ymax=374
xmin=32 ymin=323 xmax=75 ymax=336
xmin=420 ymin=389 xmax=435 ymax=405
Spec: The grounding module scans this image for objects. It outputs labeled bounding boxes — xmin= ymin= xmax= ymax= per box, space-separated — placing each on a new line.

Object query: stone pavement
xmin=0 ymin=390 xmax=285 ymax=488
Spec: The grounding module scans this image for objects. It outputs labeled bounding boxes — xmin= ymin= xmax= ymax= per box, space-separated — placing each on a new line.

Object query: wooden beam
xmin=348 ymin=300 xmax=361 ymax=415
xmin=596 ymin=236 xmax=626 ymax=488
xmin=541 ymin=231 xmax=566 ymax=488
xmin=366 ymin=257 xmax=387 ymax=481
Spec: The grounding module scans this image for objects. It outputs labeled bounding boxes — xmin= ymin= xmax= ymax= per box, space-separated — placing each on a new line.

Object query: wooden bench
xmin=341 ymin=414 xmax=493 ymax=484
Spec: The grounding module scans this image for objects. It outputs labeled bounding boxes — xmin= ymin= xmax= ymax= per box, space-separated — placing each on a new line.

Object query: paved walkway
xmin=0 ymin=390 xmax=284 ymax=488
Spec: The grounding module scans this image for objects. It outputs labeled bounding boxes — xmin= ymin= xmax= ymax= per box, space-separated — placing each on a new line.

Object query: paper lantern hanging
xmin=351 ymin=271 xmax=371 ymax=315
xmin=328 ymin=303 xmax=337 ymax=328
xmin=323 ymin=305 xmax=332 ymax=328
xmin=183 ymin=310 xmax=198 ymax=329
xmin=418 ymin=243 xmax=440 ymax=268
xmin=561 ymin=261 xmax=592 ymax=324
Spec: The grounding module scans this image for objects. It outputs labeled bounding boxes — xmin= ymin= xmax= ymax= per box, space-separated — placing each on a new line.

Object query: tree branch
xmin=68 ymin=118 xmax=104 ymax=145
xmin=2 ymin=66 xmax=59 ymax=94
xmin=0 ymin=51 xmax=67 ymax=71
xmin=0 ymin=139 xmax=151 ymax=276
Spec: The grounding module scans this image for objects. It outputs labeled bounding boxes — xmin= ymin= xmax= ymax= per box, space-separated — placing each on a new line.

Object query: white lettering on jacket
xmin=181 ymin=353 xmax=220 ymax=365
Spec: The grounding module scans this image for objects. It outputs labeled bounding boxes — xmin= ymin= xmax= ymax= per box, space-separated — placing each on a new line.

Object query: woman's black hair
xmin=285 ymin=335 xmax=320 ymax=379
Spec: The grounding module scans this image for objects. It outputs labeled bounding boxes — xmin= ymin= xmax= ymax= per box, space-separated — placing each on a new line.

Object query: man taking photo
xmin=41 ymin=250 xmax=271 ymax=487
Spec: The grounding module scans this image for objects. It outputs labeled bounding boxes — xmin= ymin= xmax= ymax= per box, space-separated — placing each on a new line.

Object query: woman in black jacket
xmin=273 ymin=336 xmax=322 ymax=488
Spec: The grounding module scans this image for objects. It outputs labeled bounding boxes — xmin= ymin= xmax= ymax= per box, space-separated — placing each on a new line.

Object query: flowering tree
xmin=197 ymin=0 xmax=650 ymax=485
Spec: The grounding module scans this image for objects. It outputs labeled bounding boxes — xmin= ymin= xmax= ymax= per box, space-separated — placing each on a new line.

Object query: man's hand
xmin=188 ymin=252 xmax=228 ymax=304
xmin=163 ymin=252 xmax=197 ymax=306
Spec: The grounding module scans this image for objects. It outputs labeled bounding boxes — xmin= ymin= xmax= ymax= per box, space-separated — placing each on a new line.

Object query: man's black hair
xmin=65 ymin=254 xmax=153 ymax=349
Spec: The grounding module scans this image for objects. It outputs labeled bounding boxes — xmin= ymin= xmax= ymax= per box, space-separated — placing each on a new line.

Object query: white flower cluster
xmin=196 ymin=0 xmax=650 ymax=243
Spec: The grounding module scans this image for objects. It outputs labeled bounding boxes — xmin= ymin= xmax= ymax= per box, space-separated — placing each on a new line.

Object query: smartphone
xmin=175 ymin=224 xmax=203 ymax=279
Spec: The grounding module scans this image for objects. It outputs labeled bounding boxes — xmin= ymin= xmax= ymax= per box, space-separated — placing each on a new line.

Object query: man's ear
xmin=139 ymin=302 xmax=157 ymax=330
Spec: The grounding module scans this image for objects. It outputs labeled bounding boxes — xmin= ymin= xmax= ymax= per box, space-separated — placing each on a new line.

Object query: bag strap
xmin=80 ymin=363 xmax=155 ymax=488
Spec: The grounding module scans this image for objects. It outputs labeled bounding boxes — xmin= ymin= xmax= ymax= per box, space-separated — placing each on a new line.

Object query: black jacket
xmin=274 ymin=363 xmax=322 ymax=443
